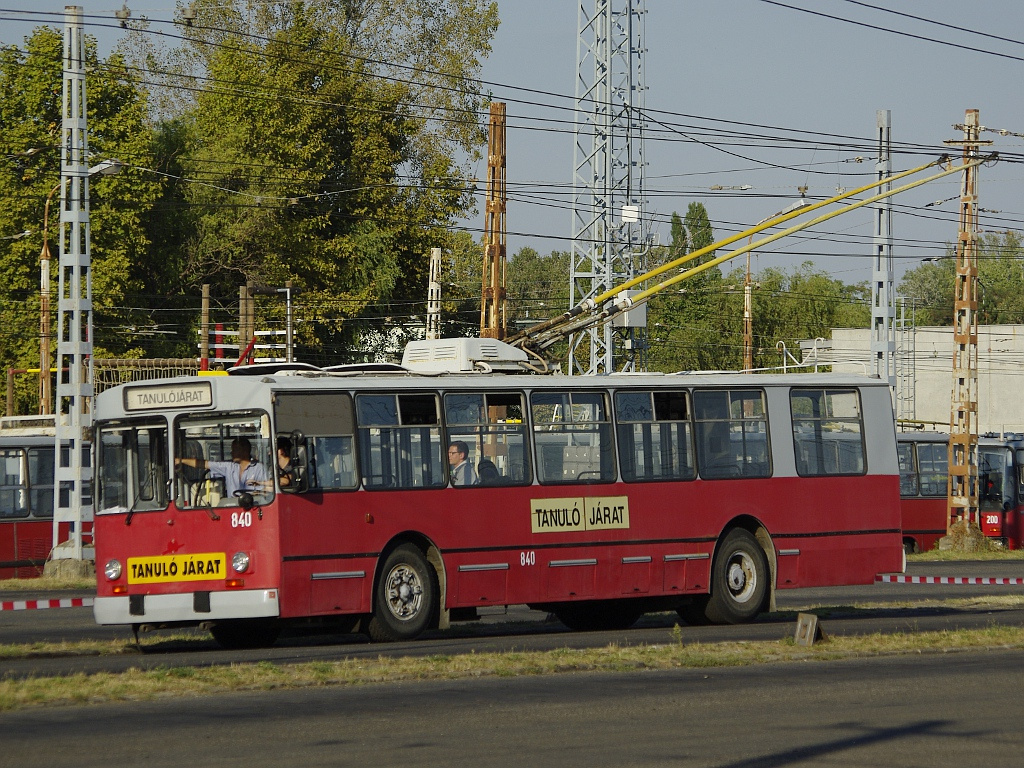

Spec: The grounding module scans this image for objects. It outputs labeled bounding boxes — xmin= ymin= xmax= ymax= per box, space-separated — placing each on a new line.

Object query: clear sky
xmin=2 ymin=1 xmax=1022 ymax=285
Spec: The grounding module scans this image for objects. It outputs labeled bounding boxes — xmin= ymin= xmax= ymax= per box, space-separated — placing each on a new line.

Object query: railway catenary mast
xmin=570 ymin=0 xmax=648 ymax=374
xmin=50 ymin=6 xmax=93 ymax=567
xmin=944 ymin=109 xmax=990 ymax=542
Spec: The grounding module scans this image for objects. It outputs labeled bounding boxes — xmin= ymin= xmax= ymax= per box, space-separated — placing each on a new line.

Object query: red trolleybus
xmin=0 ymin=417 xmax=94 ymax=579
xmin=92 ymin=340 xmax=904 ymax=647
xmin=897 ymin=431 xmax=1024 ymax=552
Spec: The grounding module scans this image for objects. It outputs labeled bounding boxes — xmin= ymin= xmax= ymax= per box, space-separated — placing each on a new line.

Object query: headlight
xmin=231 ymin=552 xmax=250 ymax=574
xmin=104 ymin=559 xmax=122 ymax=581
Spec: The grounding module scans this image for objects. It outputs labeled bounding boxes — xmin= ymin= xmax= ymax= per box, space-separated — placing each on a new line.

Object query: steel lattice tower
xmin=52 ymin=6 xmax=93 ymax=562
xmin=570 ymin=0 xmax=647 ymax=374
xmin=870 ymin=110 xmax=896 ymax=391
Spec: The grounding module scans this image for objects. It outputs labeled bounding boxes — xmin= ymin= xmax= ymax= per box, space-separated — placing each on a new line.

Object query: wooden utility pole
xmin=943 ymin=109 xmax=991 ymax=547
xmin=480 ymin=102 xmax=507 ymax=339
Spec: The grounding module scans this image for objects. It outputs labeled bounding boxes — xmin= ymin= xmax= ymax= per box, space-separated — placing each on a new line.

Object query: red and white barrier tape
xmin=0 ymin=597 xmax=94 ymax=612
xmin=876 ymin=574 xmax=1024 ymax=586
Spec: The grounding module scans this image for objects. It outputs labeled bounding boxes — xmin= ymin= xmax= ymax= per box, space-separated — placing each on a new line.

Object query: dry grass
xmin=0 ymin=575 xmax=97 ymax=592
xmin=3 ymin=613 xmax=1024 ymax=712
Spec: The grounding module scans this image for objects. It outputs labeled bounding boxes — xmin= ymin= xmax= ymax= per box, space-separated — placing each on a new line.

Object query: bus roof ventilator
xmin=402 ymin=338 xmax=530 ymax=374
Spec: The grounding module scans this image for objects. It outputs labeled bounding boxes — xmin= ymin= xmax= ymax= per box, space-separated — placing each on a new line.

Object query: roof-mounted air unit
xmin=402 ymin=338 xmax=529 ymax=373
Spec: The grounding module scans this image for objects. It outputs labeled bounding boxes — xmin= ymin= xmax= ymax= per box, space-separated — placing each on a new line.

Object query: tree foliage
xmin=0 ymin=27 xmax=164 ymax=412
xmin=899 ymin=230 xmax=1024 ymax=326
xmin=645 ymin=204 xmax=733 ymax=371
xmin=118 ymin=0 xmax=498 ymax=363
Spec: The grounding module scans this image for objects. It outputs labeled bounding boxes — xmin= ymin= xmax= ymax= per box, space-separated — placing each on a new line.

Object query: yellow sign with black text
xmin=530 ymin=496 xmax=629 ymax=534
xmin=127 ymin=553 xmax=226 ymax=584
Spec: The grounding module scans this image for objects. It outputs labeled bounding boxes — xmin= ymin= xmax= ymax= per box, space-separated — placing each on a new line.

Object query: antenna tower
xmin=570 ymin=0 xmax=648 ymax=374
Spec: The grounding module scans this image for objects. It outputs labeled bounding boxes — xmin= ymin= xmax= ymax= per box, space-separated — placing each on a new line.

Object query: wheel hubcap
xmin=385 ymin=564 xmax=424 ymax=620
xmin=725 ymin=551 xmax=757 ymax=603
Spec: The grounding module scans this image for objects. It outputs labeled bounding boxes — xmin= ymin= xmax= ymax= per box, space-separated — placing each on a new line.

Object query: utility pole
xmin=200 ymin=284 xmax=210 ymax=370
xmin=480 ymin=102 xmax=507 ymax=339
xmin=426 ymin=248 xmax=442 ymax=340
xmin=943 ymin=109 xmax=991 ymax=549
xmin=48 ymin=6 xmax=92 ymax=571
xmin=871 ymin=109 xmax=896 ymax=390
xmin=570 ymin=0 xmax=648 ymax=374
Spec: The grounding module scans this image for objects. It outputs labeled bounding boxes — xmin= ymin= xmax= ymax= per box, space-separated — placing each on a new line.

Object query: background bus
xmin=92 ymin=341 xmax=904 ymax=647
xmin=897 ymin=431 xmax=1024 ymax=552
xmin=0 ymin=416 xmax=91 ymax=579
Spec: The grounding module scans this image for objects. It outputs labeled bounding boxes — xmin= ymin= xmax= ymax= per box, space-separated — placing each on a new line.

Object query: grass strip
xmin=0 ymin=576 xmax=96 ymax=592
xmin=3 ymin=622 xmax=1024 ymax=712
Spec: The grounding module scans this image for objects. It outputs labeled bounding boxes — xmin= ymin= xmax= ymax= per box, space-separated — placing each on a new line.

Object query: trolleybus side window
xmin=790 ymin=388 xmax=865 ymax=477
xmin=531 ymin=390 xmax=615 ymax=484
xmin=357 ymin=393 xmax=445 ymax=490
xmin=693 ymin=389 xmax=770 ymax=479
xmin=615 ymin=390 xmax=695 ymax=482
xmin=0 ymin=449 xmax=28 ymax=519
xmin=97 ymin=421 xmax=169 ymax=514
xmin=274 ymin=392 xmax=358 ymax=491
xmin=27 ymin=447 xmax=55 ymax=517
xmin=916 ymin=443 xmax=947 ymax=497
xmin=173 ymin=413 xmax=272 ymax=508
xmin=444 ymin=391 xmax=530 ymax=486
xmin=897 ymin=441 xmax=918 ymax=496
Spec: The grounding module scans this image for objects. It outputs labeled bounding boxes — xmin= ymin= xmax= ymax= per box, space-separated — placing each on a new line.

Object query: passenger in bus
xmin=477 ymin=458 xmax=500 ymax=486
xmin=448 ymin=441 xmax=478 ymax=486
xmin=174 ymin=437 xmax=267 ymax=497
xmin=276 ymin=436 xmax=295 ymax=488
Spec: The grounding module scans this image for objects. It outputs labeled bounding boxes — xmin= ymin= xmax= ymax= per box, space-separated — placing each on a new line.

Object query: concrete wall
xmin=829 ymin=325 xmax=1024 ymax=435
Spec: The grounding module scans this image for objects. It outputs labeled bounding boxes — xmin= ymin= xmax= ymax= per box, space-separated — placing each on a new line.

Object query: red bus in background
xmin=92 ymin=340 xmax=904 ymax=648
xmin=0 ymin=417 xmax=91 ymax=579
xmin=897 ymin=431 xmax=1024 ymax=552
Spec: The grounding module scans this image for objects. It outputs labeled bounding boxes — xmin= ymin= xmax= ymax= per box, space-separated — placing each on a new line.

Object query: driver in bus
xmin=175 ymin=437 xmax=268 ymax=497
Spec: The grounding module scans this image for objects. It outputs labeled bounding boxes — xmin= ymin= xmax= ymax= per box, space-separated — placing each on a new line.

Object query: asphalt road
xmin=3 ymin=650 xmax=1023 ymax=767
xmin=2 ymin=560 xmax=1024 ymax=678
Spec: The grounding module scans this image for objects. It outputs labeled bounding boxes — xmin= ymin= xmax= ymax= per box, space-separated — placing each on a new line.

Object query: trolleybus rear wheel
xmin=367 ymin=544 xmax=438 ymax=642
xmin=704 ymin=528 xmax=769 ymax=624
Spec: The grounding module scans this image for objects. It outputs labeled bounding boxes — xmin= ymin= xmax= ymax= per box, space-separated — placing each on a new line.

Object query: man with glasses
xmin=448 ymin=441 xmax=478 ymax=486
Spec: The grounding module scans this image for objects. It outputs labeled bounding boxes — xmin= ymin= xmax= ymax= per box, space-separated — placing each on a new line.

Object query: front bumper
xmin=94 ymin=588 xmax=280 ymax=625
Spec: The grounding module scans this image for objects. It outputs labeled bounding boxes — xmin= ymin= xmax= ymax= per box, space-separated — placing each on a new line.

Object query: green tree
xmin=122 ymin=0 xmax=498 ymax=362
xmin=746 ymin=261 xmax=869 ymax=369
xmin=899 ymin=230 xmax=1024 ymax=326
xmin=505 ymin=247 xmax=571 ymax=364
xmin=0 ymin=27 xmax=163 ymax=413
xmin=645 ymin=204 xmax=732 ymax=371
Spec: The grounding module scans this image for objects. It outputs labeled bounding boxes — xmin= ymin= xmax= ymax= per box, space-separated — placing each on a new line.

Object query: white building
xmin=825 ymin=325 xmax=1024 ymax=435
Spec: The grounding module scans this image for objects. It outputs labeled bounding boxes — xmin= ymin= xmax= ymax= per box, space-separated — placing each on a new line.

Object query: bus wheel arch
xmin=366 ymin=535 xmax=444 ymax=642
xmin=706 ymin=519 xmax=773 ymax=624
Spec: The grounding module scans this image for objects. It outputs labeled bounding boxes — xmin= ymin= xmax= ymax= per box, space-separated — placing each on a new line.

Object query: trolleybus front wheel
xmin=367 ymin=544 xmax=438 ymax=642
xmin=703 ymin=528 xmax=769 ymax=624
